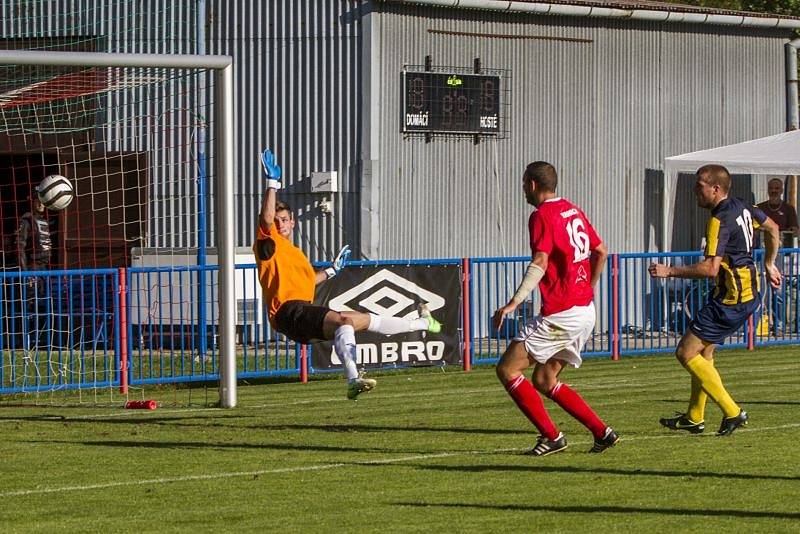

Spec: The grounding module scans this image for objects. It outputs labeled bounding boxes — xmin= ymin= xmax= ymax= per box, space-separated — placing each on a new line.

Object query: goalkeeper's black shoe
xmin=717 ymin=410 xmax=748 ymax=436
xmin=659 ymin=413 xmax=705 ymax=434
xmin=589 ymin=427 xmax=620 ymax=453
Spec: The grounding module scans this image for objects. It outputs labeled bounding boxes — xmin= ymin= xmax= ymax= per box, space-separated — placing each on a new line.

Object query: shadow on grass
xmin=392 ymin=501 xmax=800 ymax=520
xmin=736 ymin=400 xmax=800 ymax=406
xmin=188 ymin=422 xmax=530 ymax=435
xmin=404 ymin=463 xmax=800 ymax=482
xmin=51 ymin=418 xmax=531 ymax=435
xmin=21 ymin=438 xmax=436 ymax=455
xmin=1 ymin=414 xmax=531 ymax=435
xmin=0 ymin=415 xmax=529 ymax=435
xmin=659 ymin=398 xmax=800 ymax=407
xmin=0 ymin=413 xmax=255 ymax=424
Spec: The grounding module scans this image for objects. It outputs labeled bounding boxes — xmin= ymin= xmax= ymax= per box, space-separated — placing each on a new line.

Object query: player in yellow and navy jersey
xmin=704 ymin=195 xmax=764 ymax=306
xmin=649 ymin=164 xmax=781 ymax=437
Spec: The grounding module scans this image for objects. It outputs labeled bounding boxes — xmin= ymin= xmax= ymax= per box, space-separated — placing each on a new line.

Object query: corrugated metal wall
xmin=2 ymin=1 xmax=790 ymax=261
xmin=2 ymin=0 xmax=363 ymax=260
xmin=0 ymin=0 xmax=192 ymax=45
xmin=208 ymin=0 xmax=362 ymax=262
xmin=370 ymin=4 xmax=789 ymax=258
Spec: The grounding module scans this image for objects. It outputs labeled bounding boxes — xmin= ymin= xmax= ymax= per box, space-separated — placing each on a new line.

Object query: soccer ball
xmin=37 ymin=174 xmax=74 ymax=211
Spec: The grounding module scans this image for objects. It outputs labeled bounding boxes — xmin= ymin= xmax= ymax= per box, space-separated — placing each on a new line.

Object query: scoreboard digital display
xmin=402 ymin=71 xmax=501 ymax=135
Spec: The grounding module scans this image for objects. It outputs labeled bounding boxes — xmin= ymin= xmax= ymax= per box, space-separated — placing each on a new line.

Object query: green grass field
xmin=1 ymin=346 xmax=798 ymax=533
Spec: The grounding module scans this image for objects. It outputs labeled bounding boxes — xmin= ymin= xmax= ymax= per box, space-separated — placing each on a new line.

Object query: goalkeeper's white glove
xmin=260 ymin=148 xmax=282 ymax=190
xmin=325 ymin=245 xmax=351 ymax=279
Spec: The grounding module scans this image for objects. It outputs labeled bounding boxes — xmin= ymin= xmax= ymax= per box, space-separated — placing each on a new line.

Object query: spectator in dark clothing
xmin=16 ymin=196 xmax=52 ymax=272
xmin=16 ymin=196 xmax=52 ymax=309
xmin=757 ymin=178 xmax=798 ymax=248
xmin=756 ymin=178 xmax=798 ymax=334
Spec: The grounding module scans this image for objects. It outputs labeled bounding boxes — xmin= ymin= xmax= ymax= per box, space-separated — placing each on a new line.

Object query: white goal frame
xmin=0 ymin=50 xmax=237 ymax=408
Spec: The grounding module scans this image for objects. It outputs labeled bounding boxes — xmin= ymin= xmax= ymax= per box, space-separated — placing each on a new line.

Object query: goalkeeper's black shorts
xmin=273 ymin=300 xmax=329 ymax=344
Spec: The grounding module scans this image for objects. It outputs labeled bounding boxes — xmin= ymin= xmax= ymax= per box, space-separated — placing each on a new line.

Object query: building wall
xmin=0 ymin=0 xmax=362 ymax=261
xmin=1 ymin=1 xmax=790 ymax=262
xmin=208 ymin=0 xmax=363 ymax=262
xmin=367 ymin=3 xmax=789 ymax=259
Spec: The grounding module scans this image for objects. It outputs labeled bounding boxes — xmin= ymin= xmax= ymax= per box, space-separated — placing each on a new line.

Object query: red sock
xmin=505 ymin=375 xmax=559 ymax=440
xmin=547 ymin=382 xmax=607 ymax=439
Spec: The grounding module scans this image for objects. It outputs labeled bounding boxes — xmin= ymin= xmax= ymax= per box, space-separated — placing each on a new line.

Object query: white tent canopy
xmin=662 ymin=129 xmax=800 ymax=251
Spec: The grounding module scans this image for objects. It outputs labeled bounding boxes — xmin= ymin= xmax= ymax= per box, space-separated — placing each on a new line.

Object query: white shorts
xmin=514 ymin=304 xmax=596 ymax=368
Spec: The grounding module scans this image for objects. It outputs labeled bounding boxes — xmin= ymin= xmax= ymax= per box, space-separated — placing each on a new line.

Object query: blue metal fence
xmin=754 ymin=248 xmax=800 ymax=345
xmin=0 ymin=268 xmax=120 ymax=393
xmin=615 ymin=251 xmax=734 ymax=355
xmin=1 ymin=250 xmax=798 ymax=393
xmin=468 ymin=256 xmax=612 ymax=365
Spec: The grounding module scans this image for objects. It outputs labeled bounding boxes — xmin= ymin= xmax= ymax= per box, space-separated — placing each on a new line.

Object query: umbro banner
xmin=312 ymin=263 xmax=462 ymax=369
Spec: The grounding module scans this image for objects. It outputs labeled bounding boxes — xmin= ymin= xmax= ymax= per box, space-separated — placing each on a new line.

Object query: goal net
xmin=0 ymin=50 xmax=236 ymax=407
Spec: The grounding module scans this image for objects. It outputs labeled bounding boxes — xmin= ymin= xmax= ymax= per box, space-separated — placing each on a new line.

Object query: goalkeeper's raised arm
xmin=257 ymin=148 xmax=282 ymax=234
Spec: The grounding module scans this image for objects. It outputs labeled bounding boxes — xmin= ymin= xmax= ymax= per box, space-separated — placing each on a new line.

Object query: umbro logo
xmin=328 ymin=269 xmax=445 ymax=320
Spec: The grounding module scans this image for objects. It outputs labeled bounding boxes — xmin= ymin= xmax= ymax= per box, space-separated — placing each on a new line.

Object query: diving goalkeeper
xmin=253 ymin=148 xmax=442 ymax=399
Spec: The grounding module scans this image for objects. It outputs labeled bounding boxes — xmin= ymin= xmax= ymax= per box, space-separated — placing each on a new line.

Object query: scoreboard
xmin=402 ymin=71 xmax=501 ymax=135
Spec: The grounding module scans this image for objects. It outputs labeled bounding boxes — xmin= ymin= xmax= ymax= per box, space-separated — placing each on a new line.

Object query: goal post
xmin=0 ymin=50 xmax=237 ymax=408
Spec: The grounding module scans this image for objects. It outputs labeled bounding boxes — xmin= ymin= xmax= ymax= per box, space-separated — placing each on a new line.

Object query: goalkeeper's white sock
xmin=334 ymin=325 xmax=359 ymax=380
xmin=367 ymin=314 xmax=428 ymax=335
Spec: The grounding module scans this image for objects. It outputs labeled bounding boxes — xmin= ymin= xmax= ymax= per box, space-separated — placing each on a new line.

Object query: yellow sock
xmin=685 ymin=356 xmax=739 ymax=418
xmin=686 ymin=371 xmax=708 ymax=423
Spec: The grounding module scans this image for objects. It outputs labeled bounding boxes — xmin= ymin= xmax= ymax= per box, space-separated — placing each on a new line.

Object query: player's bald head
xmin=524 ymin=161 xmax=558 ymax=193
xmin=696 ymin=164 xmax=731 ymax=193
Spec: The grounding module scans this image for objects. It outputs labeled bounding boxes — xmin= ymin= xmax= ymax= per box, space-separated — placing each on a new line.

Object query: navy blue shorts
xmin=689 ymin=297 xmax=760 ymax=344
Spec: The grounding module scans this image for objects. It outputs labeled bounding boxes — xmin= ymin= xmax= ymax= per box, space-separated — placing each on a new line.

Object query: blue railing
xmin=468 ymin=256 xmax=612 ymax=365
xmin=1 ymin=250 xmax=798 ymax=393
xmin=614 ymin=251 xmax=731 ymax=355
xmin=0 ymin=268 xmax=120 ymax=393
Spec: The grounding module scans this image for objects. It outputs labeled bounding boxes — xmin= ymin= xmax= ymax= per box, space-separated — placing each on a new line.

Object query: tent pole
xmin=786 ymin=39 xmax=800 ymax=214
xmin=662 ymin=175 xmax=669 ymax=253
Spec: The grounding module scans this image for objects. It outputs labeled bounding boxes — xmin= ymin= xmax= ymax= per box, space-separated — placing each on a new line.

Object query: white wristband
xmin=324 ymin=267 xmax=336 ymax=279
xmin=267 ymin=179 xmax=282 ymax=190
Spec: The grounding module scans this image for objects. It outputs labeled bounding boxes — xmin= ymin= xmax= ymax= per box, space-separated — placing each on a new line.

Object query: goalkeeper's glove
xmin=260 ymin=148 xmax=282 ymax=190
xmin=325 ymin=245 xmax=351 ymax=279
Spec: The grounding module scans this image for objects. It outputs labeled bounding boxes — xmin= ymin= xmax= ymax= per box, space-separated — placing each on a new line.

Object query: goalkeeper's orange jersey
xmin=253 ymin=225 xmax=316 ymax=325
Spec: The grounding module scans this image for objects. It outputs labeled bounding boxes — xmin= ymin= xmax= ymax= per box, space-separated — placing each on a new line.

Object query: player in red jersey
xmin=493 ymin=161 xmax=618 ymax=456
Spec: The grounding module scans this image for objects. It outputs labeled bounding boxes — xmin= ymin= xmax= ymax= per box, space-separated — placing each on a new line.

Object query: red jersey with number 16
xmin=529 ymin=197 xmax=602 ymax=316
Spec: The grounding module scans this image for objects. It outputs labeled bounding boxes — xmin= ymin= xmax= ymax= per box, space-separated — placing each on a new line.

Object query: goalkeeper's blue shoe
xmin=717 ymin=410 xmax=748 ymax=436
xmin=659 ymin=413 xmax=705 ymax=434
xmin=346 ymin=375 xmax=376 ymax=400
xmin=418 ymin=303 xmax=442 ymax=334
xmin=589 ymin=427 xmax=620 ymax=453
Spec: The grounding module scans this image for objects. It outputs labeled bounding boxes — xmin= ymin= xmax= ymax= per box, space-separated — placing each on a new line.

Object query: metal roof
xmin=382 ymin=0 xmax=800 ymax=27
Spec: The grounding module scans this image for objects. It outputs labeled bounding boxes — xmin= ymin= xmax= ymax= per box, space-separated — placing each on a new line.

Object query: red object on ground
xmin=124 ymin=400 xmax=157 ymax=410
